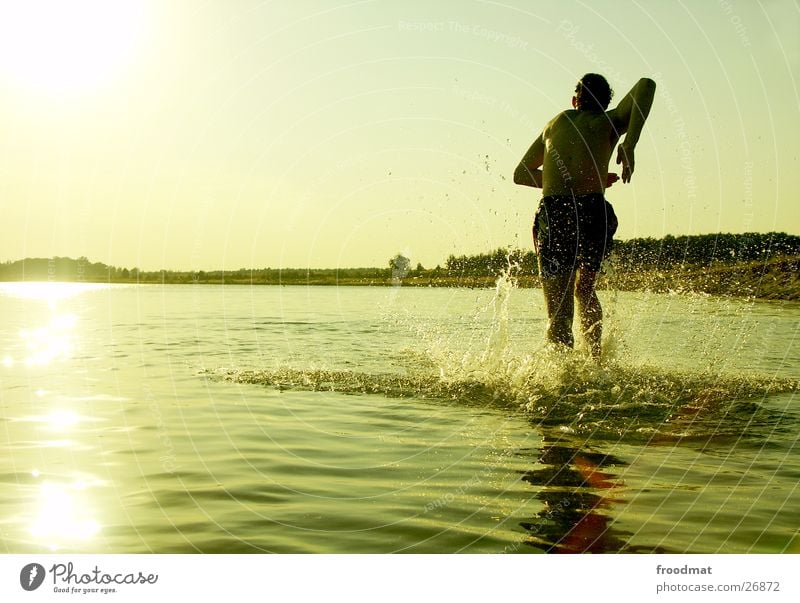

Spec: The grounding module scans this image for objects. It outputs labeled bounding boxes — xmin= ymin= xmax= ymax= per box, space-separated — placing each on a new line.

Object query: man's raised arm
xmin=513 ymin=132 xmax=545 ymax=188
xmin=610 ymin=77 xmax=656 ymax=182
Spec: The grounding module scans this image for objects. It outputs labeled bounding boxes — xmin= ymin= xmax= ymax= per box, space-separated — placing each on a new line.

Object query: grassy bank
xmin=316 ymin=255 xmax=800 ymax=302
xmin=601 ymin=255 xmax=800 ymax=301
xmin=195 ymin=255 xmax=800 ymax=301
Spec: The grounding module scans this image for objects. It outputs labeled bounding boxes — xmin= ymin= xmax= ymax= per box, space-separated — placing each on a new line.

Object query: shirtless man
xmin=514 ymin=73 xmax=656 ymax=359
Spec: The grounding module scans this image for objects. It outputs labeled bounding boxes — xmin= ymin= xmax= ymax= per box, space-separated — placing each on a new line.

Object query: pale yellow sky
xmin=1 ymin=0 xmax=798 ymax=270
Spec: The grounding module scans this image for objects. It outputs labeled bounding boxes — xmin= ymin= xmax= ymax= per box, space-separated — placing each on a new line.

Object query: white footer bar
xmin=0 ymin=554 xmax=796 ymax=602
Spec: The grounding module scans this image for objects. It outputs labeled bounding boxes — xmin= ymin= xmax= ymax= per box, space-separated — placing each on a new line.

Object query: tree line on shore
xmin=443 ymin=231 xmax=800 ymax=277
xmin=1 ymin=232 xmax=797 ymax=285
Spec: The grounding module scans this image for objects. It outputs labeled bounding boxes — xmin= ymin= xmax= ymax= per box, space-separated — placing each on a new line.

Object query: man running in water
xmin=514 ymin=73 xmax=655 ymax=359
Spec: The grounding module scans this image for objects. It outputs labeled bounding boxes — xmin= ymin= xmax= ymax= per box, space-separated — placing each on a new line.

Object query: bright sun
xmin=0 ymin=0 xmax=146 ymax=95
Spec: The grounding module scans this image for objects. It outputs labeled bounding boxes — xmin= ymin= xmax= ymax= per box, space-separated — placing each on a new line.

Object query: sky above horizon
xmin=1 ymin=0 xmax=798 ymax=270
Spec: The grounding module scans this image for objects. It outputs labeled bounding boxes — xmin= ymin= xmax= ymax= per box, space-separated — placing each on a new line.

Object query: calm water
xmin=0 ymin=281 xmax=798 ymax=553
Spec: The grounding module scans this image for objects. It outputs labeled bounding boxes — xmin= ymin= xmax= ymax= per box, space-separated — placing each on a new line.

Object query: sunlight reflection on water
xmin=0 ymin=281 xmax=110 ymax=367
xmin=20 ymin=313 xmax=77 ymax=365
xmin=29 ymin=482 xmax=101 ymax=550
xmin=0 ymin=281 xmax=110 ymax=302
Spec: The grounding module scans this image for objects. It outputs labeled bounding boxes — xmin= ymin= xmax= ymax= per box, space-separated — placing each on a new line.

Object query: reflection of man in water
xmin=521 ymin=449 xmax=624 ymax=554
xmin=514 ymin=74 xmax=655 ymax=359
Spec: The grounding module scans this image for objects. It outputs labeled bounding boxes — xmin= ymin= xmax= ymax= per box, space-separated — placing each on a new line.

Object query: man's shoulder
xmin=548 ymin=109 xmax=615 ymax=134
xmin=576 ymin=108 xmax=625 ymax=134
xmin=553 ymin=109 xmax=579 ymax=120
xmin=545 ymin=109 xmax=577 ymax=130
xmin=603 ymin=107 xmax=626 ymax=128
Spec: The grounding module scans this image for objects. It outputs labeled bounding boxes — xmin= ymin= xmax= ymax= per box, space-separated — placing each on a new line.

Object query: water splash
xmin=480 ymin=268 xmax=515 ymax=369
xmin=204 ymin=270 xmax=799 ymax=444
xmin=206 ymin=356 xmax=797 ymax=444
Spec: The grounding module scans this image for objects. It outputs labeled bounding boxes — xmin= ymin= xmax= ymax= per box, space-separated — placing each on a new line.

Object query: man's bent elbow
xmin=513 ymin=164 xmax=526 ymax=185
xmin=639 ymin=77 xmax=656 ymax=93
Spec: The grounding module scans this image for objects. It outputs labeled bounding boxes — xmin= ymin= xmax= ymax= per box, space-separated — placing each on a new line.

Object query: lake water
xmin=0 ymin=281 xmax=798 ymax=553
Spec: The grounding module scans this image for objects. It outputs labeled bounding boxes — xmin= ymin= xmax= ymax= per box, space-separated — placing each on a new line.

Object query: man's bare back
xmin=541 ymin=109 xmax=620 ymax=196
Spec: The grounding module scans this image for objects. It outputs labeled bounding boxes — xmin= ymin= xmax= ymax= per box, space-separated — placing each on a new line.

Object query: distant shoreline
xmin=2 ymin=255 xmax=797 ymax=301
xmin=2 ymin=232 xmax=798 ymax=301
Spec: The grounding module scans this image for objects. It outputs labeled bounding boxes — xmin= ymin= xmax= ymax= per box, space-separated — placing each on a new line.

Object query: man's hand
xmin=606 ymin=172 xmax=619 ymax=188
xmin=616 ymin=144 xmax=635 ymax=183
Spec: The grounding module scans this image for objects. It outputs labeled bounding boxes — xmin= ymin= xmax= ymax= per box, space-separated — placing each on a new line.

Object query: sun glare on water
xmin=0 ymin=0 xmax=146 ymax=95
xmin=0 ymin=281 xmax=108 ymax=302
xmin=30 ymin=482 xmax=101 ymax=548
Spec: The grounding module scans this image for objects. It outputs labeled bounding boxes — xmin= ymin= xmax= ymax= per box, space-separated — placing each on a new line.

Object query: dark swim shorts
xmin=533 ymin=193 xmax=618 ymax=278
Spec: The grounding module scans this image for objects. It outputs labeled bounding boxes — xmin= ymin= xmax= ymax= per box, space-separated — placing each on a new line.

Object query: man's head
xmin=573 ymin=73 xmax=613 ymax=111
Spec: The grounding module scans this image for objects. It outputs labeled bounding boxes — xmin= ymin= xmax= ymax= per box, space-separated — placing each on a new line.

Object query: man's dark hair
xmin=574 ymin=73 xmax=613 ymax=111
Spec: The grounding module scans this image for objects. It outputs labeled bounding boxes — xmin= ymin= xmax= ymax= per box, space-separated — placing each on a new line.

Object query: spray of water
xmin=206 ymin=269 xmax=799 ymax=443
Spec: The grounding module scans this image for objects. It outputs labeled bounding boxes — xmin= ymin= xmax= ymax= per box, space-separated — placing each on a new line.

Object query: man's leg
xmin=575 ymin=269 xmax=602 ymax=359
xmin=542 ymin=272 xmax=576 ymax=349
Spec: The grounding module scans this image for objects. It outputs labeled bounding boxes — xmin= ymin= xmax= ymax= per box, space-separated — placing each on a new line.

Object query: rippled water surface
xmin=0 ymin=282 xmax=798 ymax=553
